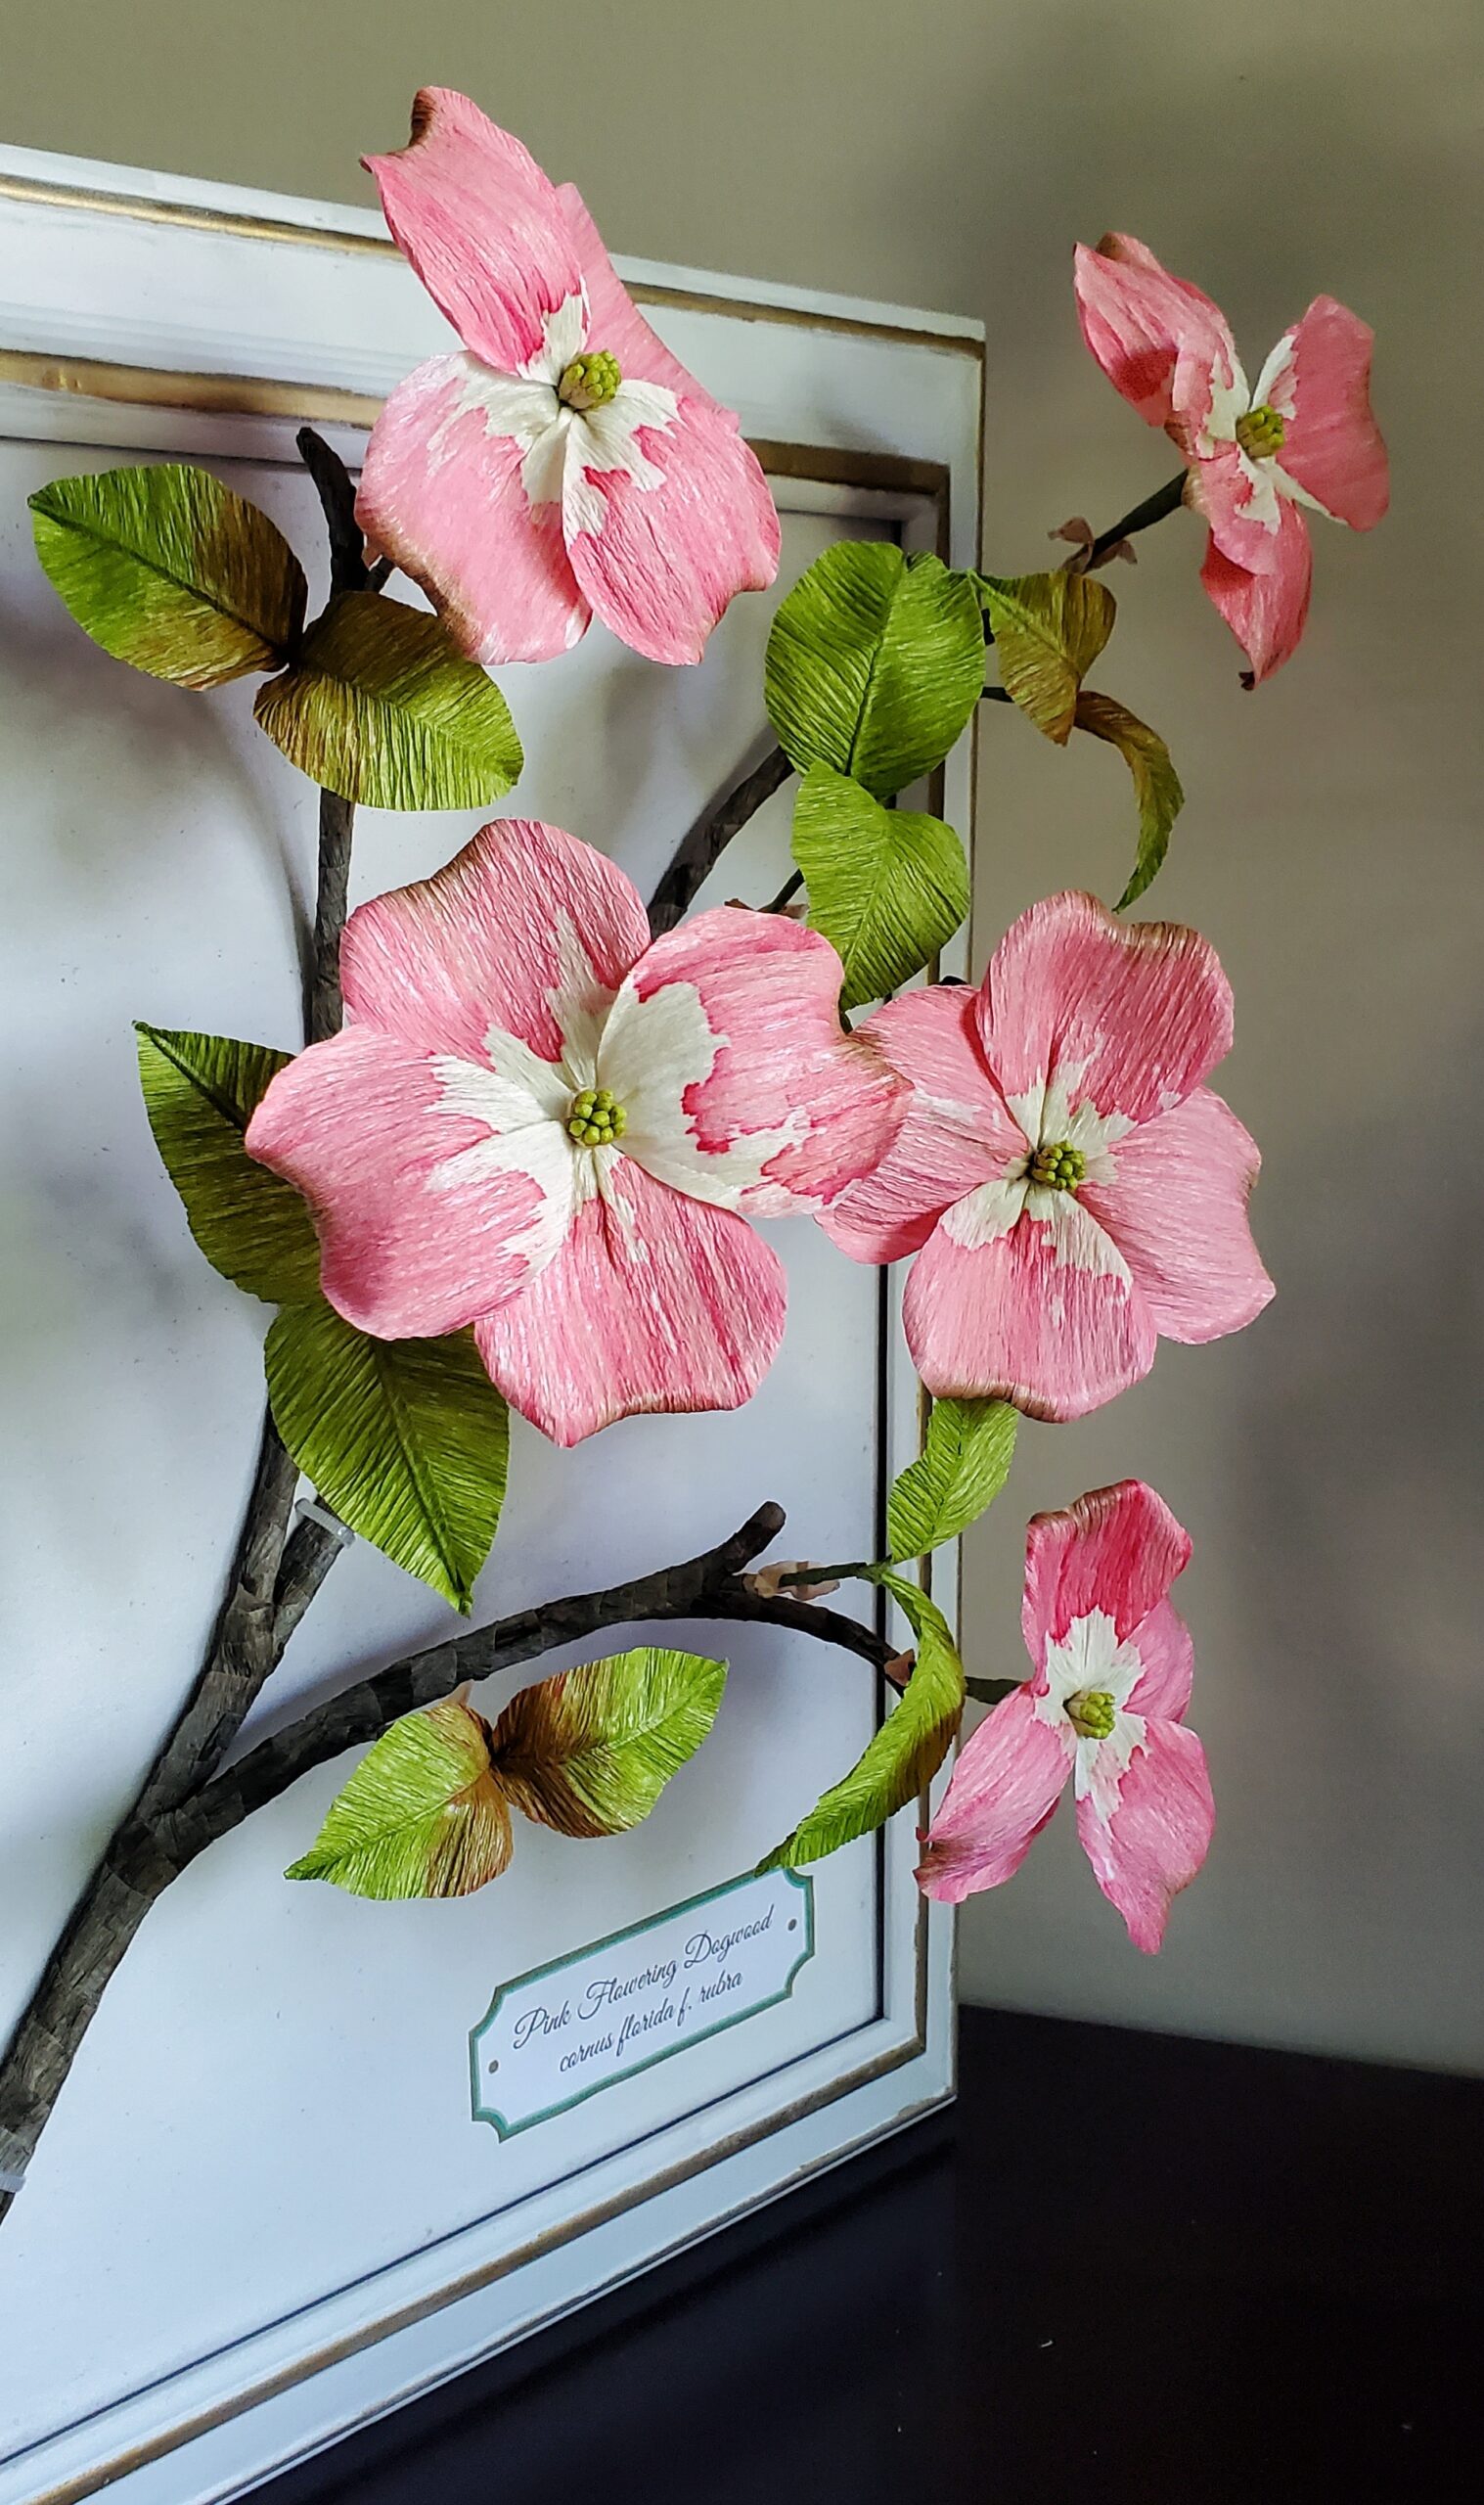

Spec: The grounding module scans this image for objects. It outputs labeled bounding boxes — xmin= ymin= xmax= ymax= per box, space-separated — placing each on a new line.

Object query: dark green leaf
xmin=760 ymin=1572 xmax=965 ymax=1868
xmin=254 ymin=591 xmax=522 ymax=809
xmin=30 ymin=465 xmax=305 ymax=687
xmin=976 ymin=570 xmax=1115 ymax=743
xmin=765 ymin=543 xmax=984 ymax=798
xmin=791 ymin=763 xmax=968 ymax=1009
xmin=886 ymin=1397 xmax=1017 ymax=1562
xmin=135 ymin=1025 xmax=320 ymax=1302
xmin=490 ymin=1648 xmax=727 ymax=1838
xmin=264 ymin=1301 xmax=510 ymax=1611
xmin=1073 ymin=691 xmax=1186 ymax=909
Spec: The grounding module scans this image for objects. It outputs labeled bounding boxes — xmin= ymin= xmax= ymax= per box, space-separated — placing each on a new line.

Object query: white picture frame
xmin=0 ymin=142 xmax=983 ymax=2505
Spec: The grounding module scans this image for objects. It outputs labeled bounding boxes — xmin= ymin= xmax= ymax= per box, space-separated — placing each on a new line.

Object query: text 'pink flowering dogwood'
xmin=357 ymin=88 xmax=781 ymax=667
xmin=1075 ymin=233 xmax=1388 ymax=682
xmin=822 ymin=890 xmax=1273 ymax=1420
xmin=245 ymin=822 xmax=904 ymax=1446
xmin=919 ymin=1480 xmax=1214 ymax=1950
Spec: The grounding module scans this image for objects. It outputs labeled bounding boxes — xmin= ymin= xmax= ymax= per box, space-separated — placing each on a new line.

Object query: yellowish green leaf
xmin=264 ymin=1301 xmax=509 ymax=1610
xmin=287 ymin=1697 xmax=512 ymax=1898
xmin=765 ymin=543 xmax=984 ymax=799
xmin=886 ymin=1397 xmax=1017 ymax=1562
xmin=135 ymin=1025 xmax=320 ymax=1302
xmin=791 ymin=763 xmax=968 ymax=1010
xmin=491 ymin=1648 xmax=727 ymax=1839
xmin=1074 ymin=690 xmax=1186 ymax=909
xmin=253 ymin=591 xmax=522 ymax=809
xmin=977 ymin=570 xmax=1115 ymax=744
xmin=760 ymin=1572 xmax=965 ymax=1868
xmin=30 ymin=465 xmax=305 ymax=688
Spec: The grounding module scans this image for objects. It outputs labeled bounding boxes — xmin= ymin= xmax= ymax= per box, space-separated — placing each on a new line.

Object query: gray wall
xmin=7 ymin=1 xmax=1481 ymax=2070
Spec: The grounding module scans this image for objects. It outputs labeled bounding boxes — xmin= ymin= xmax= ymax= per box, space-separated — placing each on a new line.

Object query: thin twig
xmin=295 ymin=427 xmax=368 ymax=594
xmin=1083 ymin=469 xmax=1188 ymax=569
xmin=764 ymin=868 xmax=805 ymax=913
xmin=648 ymin=743 xmax=793 ymax=935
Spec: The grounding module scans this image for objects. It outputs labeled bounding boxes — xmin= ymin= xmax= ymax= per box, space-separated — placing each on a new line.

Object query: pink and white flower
xmin=821 ymin=890 xmax=1273 ymax=1420
xmin=245 ymin=821 xmax=904 ymax=1446
xmin=918 ymin=1480 xmax=1214 ymax=1951
xmin=356 ymin=88 xmax=781 ymax=667
xmin=1074 ymin=232 xmax=1388 ymax=682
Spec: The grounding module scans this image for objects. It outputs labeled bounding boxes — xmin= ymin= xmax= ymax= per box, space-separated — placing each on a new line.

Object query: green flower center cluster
xmin=567 ymin=1085 xmax=627 ymax=1147
xmin=559 ymin=349 xmax=622 ymax=411
xmin=1065 ymin=1687 xmax=1117 ymax=1742
xmin=1235 ymin=402 xmax=1286 ymax=461
xmin=1029 ymin=1140 xmax=1086 ymax=1192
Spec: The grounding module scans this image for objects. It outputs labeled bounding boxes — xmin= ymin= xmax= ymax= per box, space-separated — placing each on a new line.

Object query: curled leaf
xmin=287 ymin=1697 xmax=512 ymax=1899
xmin=976 ymin=569 xmax=1116 ymax=742
xmin=1073 ymin=691 xmax=1186 ymax=909
xmin=489 ymin=1648 xmax=726 ymax=1839
xmin=254 ymin=591 xmax=522 ymax=809
xmin=765 ymin=542 xmax=984 ymax=798
xmin=886 ymin=1397 xmax=1017 ymax=1563
xmin=30 ymin=465 xmax=305 ymax=687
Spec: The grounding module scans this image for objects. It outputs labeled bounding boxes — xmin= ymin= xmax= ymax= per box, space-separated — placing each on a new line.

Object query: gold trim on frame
xmin=2 ymin=184 xmax=978 ymax=2505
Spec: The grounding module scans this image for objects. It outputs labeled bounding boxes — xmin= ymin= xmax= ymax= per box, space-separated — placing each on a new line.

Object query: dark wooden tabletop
xmin=261 ymin=2005 xmax=1483 ymax=2504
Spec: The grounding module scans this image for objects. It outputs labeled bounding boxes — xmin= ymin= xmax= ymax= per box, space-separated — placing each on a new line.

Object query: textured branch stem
xmin=648 ymin=742 xmax=793 ymax=935
xmin=1084 ymin=469 xmax=1189 ymax=569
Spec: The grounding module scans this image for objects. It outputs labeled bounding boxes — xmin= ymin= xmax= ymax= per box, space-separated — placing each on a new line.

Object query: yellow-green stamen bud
xmin=558 ymin=349 xmax=622 ymax=412
xmin=1235 ymin=403 xmax=1285 ymax=461
xmin=1065 ymin=1687 xmax=1117 ymax=1742
xmin=566 ymin=1085 xmax=627 ymax=1147
xmin=1029 ymin=1141 xmax=1086 ymax=1193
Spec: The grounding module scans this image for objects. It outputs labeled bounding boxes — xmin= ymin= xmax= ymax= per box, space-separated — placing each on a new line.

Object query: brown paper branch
xmin=647 ymin=741 xmax=793 ymax=934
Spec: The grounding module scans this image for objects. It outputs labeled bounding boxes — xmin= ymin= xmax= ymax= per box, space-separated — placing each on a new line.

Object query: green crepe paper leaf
xmin=135 ymin=1025 xmax=320 ymax=1303
xmin=886 ymin=1397 xmax=1018 ymax=1563
xmin=29 ymin=465 xmax=306 ymax=688
xmin=253 ymin=591 xmax=522 ymax=809
xmin=287 ymin=1697 xmax=513 ymax=1898
xmin=976 ymin=570 xmax=1115 ymax=744
xmin=759 ymin=1572 xmax=966 ymax=1869
xmin=264 ymin=1301 xmax=509 ymax=1612
xmin=765 ymin=543 xmax=984 ymax=799
xmin=489 ymin=1647 xmax=727 ymax=1840
xmin=1073 ymin=691 xmax=1186 ymax=910
xmin=791 ymin=763 xmax=969 ymax=1011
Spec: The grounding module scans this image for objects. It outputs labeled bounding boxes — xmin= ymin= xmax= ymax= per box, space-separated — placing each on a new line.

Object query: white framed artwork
xmin=0 ymin=141 xmax=982 ymax=2505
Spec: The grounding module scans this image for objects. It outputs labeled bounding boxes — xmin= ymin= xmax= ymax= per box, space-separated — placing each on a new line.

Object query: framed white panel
xmin=0 ymin=146 xmax=982 ymax=2505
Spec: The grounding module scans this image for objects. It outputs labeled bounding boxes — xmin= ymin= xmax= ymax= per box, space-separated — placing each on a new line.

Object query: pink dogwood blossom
xmin=246 ymin=821 xmax=905 ymax=1446
xmin=356 ymin=89 xmax=781 ymax=667
xmin=821 ymin=890 xmax=1273 ymax=1420
xmin=1074 ymin=233 xmax=1388 ymax=682
xmin=919 ymin=1480 xmax=1213 ymax=1951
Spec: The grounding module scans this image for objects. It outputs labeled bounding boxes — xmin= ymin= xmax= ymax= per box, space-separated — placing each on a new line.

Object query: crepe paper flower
xmin=918 ymin=1480 xmax=1213 ymax=1950
xmin=246 ymin=819 xmax=905 ymax=1446
xmin=820 ymin=890 xmax=1273 ymax=1421
xmin=1074 ymin=233 xmax=1388 ymax=682
xmin=356 ymin=88 xmax=781 ymax=667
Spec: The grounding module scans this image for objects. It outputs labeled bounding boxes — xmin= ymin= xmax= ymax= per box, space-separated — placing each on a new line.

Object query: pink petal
xmin=821 ymin=985 xmax=1027 ymax=1263
xmin=602 ymin=908 xmax=906 ymax=1216
xmin=340 ymin=819 xmax=650 ymax=1065
xmin=1125 ymin=1598 xmax=1195 ymax=1723
xmin=1075 ymin=1716 xmax=1214 ymax=1952
xmin=903 ymin=1193 xmax=1158 ymax=1421
xmin=473 ymin=1159 xmax=787 ymax=1444
xmin=1073 ymin=233 xmax=1238 ymax=434
xmin=245 ymin=1027 xmax=572 ymax=1338
xmin=563 ymin=395 xmax=781 ymax=666
xmin=555 ymin=184 xmax=710 ymax=405
xmin=916 ymin=1687 xmax=1072 ymax=1903
xmin=364 ymin=88 xmax=583 ymax=376
xmin=979 ymin=890 xmax=1235 ymax=1129
xmin=1081 ymin=1084 xmax=1274 ymax=1344
xmin=1260 ymin=296 xmax=1389 ymax=530
xmin=1188 ymin=438 xmax=1286 ymax=575
xmin=355 ymin=357 xmax=592 ymax=665
xmin=1021 ymin=1480 xmax=1192 ymax=1660
xmin=1200 ymin=504 xmax=1313 ymax=683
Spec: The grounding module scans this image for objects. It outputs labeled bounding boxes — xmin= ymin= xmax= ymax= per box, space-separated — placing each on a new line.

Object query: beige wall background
xmin=6 ymin=1 xmax=1481 ymax=2070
